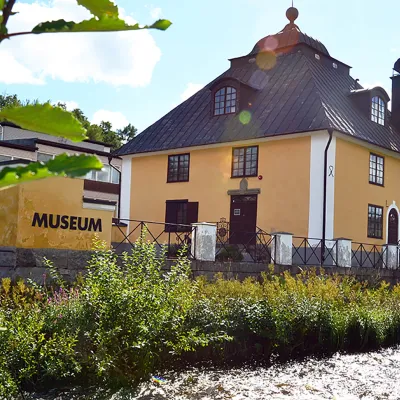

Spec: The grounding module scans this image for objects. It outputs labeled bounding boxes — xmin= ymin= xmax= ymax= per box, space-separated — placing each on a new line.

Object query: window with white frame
xmin=37 ymin=152 xmax=54 ymax=163
xmin=0 ymin=155 xmax=12 ymax=162
xmin=85 ymin=164 xmax=120 ymax=184
xmin=371 ymin=96 xmax=385 ymax=126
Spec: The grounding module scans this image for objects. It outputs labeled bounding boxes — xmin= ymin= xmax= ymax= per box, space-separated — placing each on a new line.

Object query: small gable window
xmin=371 ymin=96 xmax=385 ymax=126
xmin=214 ymin=87 xmax=237 ymax=115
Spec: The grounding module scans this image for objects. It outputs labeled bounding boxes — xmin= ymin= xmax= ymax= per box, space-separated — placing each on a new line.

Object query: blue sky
xmin=0 ymin=0 xmax=398 ymax=133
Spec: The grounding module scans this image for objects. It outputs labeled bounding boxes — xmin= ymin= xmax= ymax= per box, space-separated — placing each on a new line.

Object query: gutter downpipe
xmin=108 ymin=156 xmax=122 ymax=220
xmin=322 ymin=128 xmax=334 ymax=266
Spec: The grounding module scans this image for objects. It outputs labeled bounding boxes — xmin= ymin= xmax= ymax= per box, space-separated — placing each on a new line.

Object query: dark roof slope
xmin=117 ymin=9 xmax=400 ymax=156
xmin=117 ymin=48 xmax=400 ymax=156
xmin=117 ymin=51 xmax=330 ymax=155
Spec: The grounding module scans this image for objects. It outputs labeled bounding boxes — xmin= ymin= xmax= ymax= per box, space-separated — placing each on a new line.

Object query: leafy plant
xmin=0 ymin=0 xmax=171 ymax=188
xmin=216 ymin=245 xmax=244 ymax=262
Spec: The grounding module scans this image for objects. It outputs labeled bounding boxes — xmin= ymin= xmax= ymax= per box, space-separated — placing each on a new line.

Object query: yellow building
xmin=117 ymin=7 xmax=400 ymax=247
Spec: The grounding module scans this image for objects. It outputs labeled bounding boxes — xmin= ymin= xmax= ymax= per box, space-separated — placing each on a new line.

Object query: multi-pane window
xmin=214 ymin=87 xmax=237 ymax=115
xmin=165 ymin=200 xmax=199 ymax=232
xmin=368 ymin=205 xmax=383 ymax=239
xmin=369 ymin=153 xmax=384 ymax=186
xmin=167 ymin=154 xmax=190 ymax=183
xmin=85 ymin=165 xmax=120 ymax=184
xmin=232 ymin=146 xmax=258 ymax=177
xmin=371 ymin=96 xmax=385 ymax=126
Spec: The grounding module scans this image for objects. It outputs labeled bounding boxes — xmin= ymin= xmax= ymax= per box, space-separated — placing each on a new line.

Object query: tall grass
xmin=1 ymin=239 xmax=400 ymax=397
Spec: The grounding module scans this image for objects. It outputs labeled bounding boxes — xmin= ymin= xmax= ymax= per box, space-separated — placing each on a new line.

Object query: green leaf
xmin=0 ymin=104 xmax=87 ymax=142
xmin=0 ymin=0 xmax=4 ymax=10
xmin=0 ymin=154 xmax=102 ymax=189
xmin=32 ymin=17 xmax=172 ymax=34
xmin=77 ymin=0 xmax=119 ymax=18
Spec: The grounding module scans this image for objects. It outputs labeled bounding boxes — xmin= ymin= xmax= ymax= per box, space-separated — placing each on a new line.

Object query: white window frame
xmin=37 ymin=152 xmax=55 ymax=163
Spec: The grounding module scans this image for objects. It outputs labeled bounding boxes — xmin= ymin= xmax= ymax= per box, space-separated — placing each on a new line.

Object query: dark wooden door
xmin=388 ymin=208 xmax=399 ymax=244
xmin=229 ymin=195 xmax=258 ymax=245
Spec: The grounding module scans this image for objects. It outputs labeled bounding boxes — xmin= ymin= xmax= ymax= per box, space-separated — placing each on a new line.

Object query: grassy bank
xmin=1 ymin=239 xmax=400 ymax=397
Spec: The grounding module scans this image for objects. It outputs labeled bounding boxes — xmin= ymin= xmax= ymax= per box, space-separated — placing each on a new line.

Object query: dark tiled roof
xmin=117 ymin=22 xmax=399 ymax=156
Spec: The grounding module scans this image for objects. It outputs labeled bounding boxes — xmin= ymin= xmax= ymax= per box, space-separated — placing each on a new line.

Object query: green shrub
xmin=3 ymin=245 xmax=400 ymax=397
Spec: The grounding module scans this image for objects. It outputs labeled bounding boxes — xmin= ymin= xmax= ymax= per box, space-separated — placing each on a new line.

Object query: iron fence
xmin=112 ymin=219 xmax=196 ymax=259
xmin=215 ymin=221 xmax=275 ymax=264
xmin=351 ymin=242 xmax=387 ymax=268
xmin=292 ymin=237 xmax=338 ymax=267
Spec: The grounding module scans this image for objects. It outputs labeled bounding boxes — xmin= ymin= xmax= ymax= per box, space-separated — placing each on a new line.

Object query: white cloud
xmin=0 ymin=0 xmax=162 ymax=87
xmin=180 ymin=83 xmax=204 ymax=101
xmin=150 ymin=7 xmax=162 ymax=19
xmin=0 ymin=51 xmax=44 ymax=84
xmin=92 ymin=109 xmax=129 ymax=130
xmin=55 ymin=100 xmax=79 ymax=110
xmin=390 ymin=48 xmax=398 ymax=53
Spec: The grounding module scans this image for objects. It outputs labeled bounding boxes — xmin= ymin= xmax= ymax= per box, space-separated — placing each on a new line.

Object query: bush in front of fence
xmin=2 ymin=239 xmax=400 ymax=396
xmin=0 ymin=238 xmax=227 ymax=398
xmin=186 ymin=270 xmax=400 ymax=362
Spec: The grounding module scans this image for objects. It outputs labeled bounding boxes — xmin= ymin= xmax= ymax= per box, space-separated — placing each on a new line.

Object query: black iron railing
xmin=112 ymin=219 xmax=196 ymax=259
xmin=351 ymin=242 xmax=387 ymax=268
xmin=292 ymin=237 xmax=338 ymax=266
xmin=215 ymin=222 xmax=275 ymax=264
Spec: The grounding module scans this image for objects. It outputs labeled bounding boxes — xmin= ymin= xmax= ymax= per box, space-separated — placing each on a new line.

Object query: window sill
xmin=367 ymin=235 xmax=383 ymax=240
xmin=167 ymin=180 xmax=189 ymax=184
xmin=369 ymin=181 xmax=384 ymax=187
xmin=231 ymin=175 xmax=258 ymax=179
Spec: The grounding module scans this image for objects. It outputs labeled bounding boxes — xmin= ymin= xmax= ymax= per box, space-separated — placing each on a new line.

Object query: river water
xmin=31 ymin=347 xmax=400 ymax=400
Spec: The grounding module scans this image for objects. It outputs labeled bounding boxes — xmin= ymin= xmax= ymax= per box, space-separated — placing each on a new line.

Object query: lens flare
xmin=249 ymin=69 xmax=269 ymax=89
xmin=152 ymin=376 xmax=166 ymax=385
xmin=256 ymin=51 xmax=277 ymax=71
xmin=239 ymin=111 xmax=252 ymax=125
xmin=260 ymin=36 xmax=279 ymax=52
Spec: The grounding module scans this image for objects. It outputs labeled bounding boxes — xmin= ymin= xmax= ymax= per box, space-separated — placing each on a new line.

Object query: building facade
xmin=0 ymin=122 xmax=122 ymax=216
xmin=117 ymin=7 xmax=400 ymax=246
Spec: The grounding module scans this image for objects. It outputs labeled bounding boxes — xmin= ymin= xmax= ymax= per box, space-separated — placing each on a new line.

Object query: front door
xmin=388 ymin=208 xmax=399 ymax=244
xmin=229 ymin=195 xmax=258 ymax=245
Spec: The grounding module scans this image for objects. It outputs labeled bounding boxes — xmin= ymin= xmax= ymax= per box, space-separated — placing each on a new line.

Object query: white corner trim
xmin=120 ymin=156 xmax=132 ymax=230
xmin=385 ymin=201 xmax=400 ymax=244
xmin=308 ymin=132 xmax=336 ymax=240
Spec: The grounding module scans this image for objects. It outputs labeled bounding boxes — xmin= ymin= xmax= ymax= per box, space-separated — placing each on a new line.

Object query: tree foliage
xmin=0 ymin=0 xmax=169 ymax=187
xmin=0 ymin=0 xmax=171 ymax=41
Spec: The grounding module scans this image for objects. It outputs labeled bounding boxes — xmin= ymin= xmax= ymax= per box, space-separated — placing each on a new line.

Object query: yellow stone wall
xmin=0 ymin=177 xmax=113 ymax=250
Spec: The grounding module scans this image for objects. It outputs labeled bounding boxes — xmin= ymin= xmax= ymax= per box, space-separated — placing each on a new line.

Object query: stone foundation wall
xmin=171 ymin=261 xmax=400 ymax=285
xmin=0 ymin=247 xmax=93 ymax=281
xmin=1 ymin=247 xmax=400 ymax=285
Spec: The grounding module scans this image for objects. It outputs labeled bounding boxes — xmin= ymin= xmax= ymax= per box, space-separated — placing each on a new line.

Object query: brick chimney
xmin=391 ymin=58 xmax=400 ymax=133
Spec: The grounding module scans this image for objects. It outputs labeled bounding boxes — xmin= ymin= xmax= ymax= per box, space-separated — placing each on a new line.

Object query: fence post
xmin=271 ymin=232 xmax=293 ymax=265
xmin=191 ymin=223 xmax=217 ymax=262
xmin=384 ymin=244 xmax=398 ymax=270
xmin=336 ymin=238 xmax=352 ymax=268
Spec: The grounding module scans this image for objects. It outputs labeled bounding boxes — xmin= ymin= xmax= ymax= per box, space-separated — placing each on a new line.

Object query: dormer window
xmin=371 ymin=96 xmax=385 ymax=126
xmin=214 ymin=87 xmax=237 ymax=116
